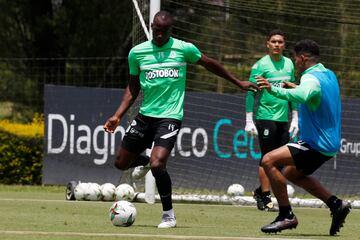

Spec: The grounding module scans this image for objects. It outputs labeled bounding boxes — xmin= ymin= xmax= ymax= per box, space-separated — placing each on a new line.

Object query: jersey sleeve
xmin=245 ymin=91 xmax=256 ymax=112
xmin=288 ymin=61 xmax=298 ymax=110
xmin=289 ymin=61 xmax=296 ymax=83
xmin=246 ymin=62 xmax=261 ymax=112
xmin=183 ymin=42 xmax=202 ymax=63
xmin=290 ymin=98 xmax=298 ymax=111
xmin=270 ymin=75 xmax=321 ymax=104
xmin=128 ymin=48 xmax=140 ymax=76
xmin=249 ymin=62 xmax=263 ymax=82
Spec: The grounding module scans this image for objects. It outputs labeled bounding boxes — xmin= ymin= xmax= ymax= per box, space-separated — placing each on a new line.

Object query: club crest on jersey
xmin=145 ymin=69 xmax=179 ymax=80
xmin=170 ymin=51 xmax=176 ymax=58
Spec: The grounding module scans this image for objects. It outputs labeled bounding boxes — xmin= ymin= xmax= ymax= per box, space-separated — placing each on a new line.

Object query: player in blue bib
xmin=256 ymin=39 xmax=351 ymax=236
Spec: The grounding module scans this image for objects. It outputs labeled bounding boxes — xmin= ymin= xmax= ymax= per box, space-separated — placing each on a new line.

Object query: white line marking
xmin=0 ymin=230 xmax=318 ymax=240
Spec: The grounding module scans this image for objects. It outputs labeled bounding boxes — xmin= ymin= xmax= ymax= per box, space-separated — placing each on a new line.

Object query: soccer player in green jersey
xmin=256 ymin=39 xmax=350 ymax=236
xmin=245 ymin=30 xmax=299 ymax=212
xmin=103 ymin=11 xmax=257 ymax=228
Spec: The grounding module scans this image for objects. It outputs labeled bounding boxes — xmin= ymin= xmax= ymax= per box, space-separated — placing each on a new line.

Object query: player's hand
xmin=255 ymin=76 xmax=271 ymax=91
xmin=103 ymin=116 xmax=121 ymax=133
xmin=283 ymin=81 xmax=297 ymax=89
xmin=245 ymin=121 xmax=258 ymax=136
xmin=288 ymin=110 xmax=299 ymax=139
xmin=245 ymin=112 xmax=258 ymax=136
xmin=289 ymin=121 xmax=299 ymax=139
xmin=239 ymin=81 xmax=258 ymax=92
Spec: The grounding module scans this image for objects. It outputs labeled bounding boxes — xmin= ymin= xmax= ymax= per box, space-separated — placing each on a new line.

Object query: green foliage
xmin=0 ymin=101 xmax=36 ymax=123
xmin=338 ymin=70 xmax=360 ymax=97
xmin=0 ymin=130 xmax=43 ymax=185
xmin=0 ymin=0 xmax=132 ymax=111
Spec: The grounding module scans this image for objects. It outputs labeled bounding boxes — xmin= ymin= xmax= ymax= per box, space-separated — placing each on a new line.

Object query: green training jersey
xmin=128 ymin=37 xmax=201 ymax=120
xmin=246 ymin=55 xmax=297 ymax=121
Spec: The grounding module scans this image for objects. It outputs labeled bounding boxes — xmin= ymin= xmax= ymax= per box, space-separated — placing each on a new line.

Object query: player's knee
xmin=114 ymin=155 xmax=128 ymax=170
xmin=150 ymin=159 xmax=166 ymax=177
xmin=261 ymin=153 xmax=273 ymax=171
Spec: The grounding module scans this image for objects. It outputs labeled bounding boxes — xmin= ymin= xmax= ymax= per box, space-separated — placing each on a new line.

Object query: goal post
xmin=131 ymin=0 xmax=160 ymax=204
xmin=143 ymin=0 xmax=160 ymax=205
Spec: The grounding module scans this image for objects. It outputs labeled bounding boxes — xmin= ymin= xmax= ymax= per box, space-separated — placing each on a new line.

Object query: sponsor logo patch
xmin=145 ymin=69 xmax=179 ymax=80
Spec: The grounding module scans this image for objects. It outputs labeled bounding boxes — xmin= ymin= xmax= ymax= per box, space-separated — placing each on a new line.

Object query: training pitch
xmin=0 ymin=185 xmax=359 ymax=240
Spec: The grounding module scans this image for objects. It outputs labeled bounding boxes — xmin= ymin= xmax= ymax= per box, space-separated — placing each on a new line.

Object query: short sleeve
xmin=183 ymin=42 xmax=202 ymax=63
xmin=128 ymin=48 xmax=140 ymax=76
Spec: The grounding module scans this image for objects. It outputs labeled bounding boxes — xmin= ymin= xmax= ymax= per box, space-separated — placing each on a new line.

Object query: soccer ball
xmin=74 ymin=182 xmax=102 ymax=201
xmin=227 ymin=184 xmax=245 ymax=196
xmin=85 ymin=183 xmax=102 ymax=201
xmin=109 ymin=200 xmax=137 ymax=227
xmin=74 ymin=182 xmax=89 ymax=200
xmin=115 ymin=184 xmax=135 ymax=201
xmin=287 ymin=184 xmax=295 ymax=198
xmin=100 ymin=183 xmax=116 ymax=201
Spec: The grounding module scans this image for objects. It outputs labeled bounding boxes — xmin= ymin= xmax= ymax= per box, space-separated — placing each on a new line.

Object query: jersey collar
xmin=151 ymin=37 xmax=174 ymax=49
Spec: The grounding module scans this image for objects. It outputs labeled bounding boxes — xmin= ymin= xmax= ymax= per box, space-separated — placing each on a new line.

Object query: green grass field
xmin=0 ymin=185 xmax=359 ymax=240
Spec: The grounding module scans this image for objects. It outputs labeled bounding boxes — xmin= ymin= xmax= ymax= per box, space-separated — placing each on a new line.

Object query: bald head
xmin=153 ymin=11 xmax=173 ymax=26
xmin=151 ymin=11 xmax=173 ymax=46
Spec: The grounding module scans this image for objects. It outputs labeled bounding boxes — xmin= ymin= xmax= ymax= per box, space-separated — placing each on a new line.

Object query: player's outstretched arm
xmin=283 ymin=81 xmax=298 ymax=89
xmin=256 ymin=76 xmax=320 ymax=104
xmin=197 ymin=54 xmax=258 ymax=92
xmin=103 ymin=75 xmax=140 ymax=133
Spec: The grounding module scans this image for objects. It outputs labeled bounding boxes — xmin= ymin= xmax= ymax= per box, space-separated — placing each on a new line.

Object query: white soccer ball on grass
xmin=74 ymin=182 xmax=89 ymax=200
xmin=227 ymin=184 xmax=245 ymax=196
xmin=84 ymin=182 xmax=102 ymax=201
xmin=100 ymin=183 xmax=116 ymax=201
xmin=115 ymin=183 xmax=135 ymax=201
xmin=109 ymin=200 xmax=137 ymax=227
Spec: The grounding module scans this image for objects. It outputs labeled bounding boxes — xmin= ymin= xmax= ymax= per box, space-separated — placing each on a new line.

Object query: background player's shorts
xmin=287 ymin=140 xmax=333 ymax=175
xmin=121 ymin=113 xmax=182 ymax=154
xmin=256 ymin=120 xmax=289 ymax=165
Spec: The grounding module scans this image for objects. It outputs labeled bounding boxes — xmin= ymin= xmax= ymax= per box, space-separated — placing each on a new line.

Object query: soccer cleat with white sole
xmin=261 ymin=215 xmax=298 ymax=233
xmin=131 ymin=164 xmax=151 ymax=180
xmin=157 ymin=214 xmax=176 ymax=228
xmin=329 ymin=201 xmax=351 ymax=236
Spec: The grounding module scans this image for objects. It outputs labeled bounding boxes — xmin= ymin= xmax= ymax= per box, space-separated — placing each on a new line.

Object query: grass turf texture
xmin=0 ymin=185 xmax=359 ymax=240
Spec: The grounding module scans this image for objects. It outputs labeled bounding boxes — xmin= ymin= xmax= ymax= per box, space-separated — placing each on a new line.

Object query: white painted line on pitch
xmin=0 ymin=198 xmax=104 ymax=203
xmin=0 ymin=230 xmax=318 ymax=240
xmin=0 ymin=198 xmax=241 ymax=207
xmin=0 ymin=197 xmax=334 ymax=211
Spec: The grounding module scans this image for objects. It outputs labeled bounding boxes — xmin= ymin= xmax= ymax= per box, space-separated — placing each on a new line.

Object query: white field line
xmin=0 ymin=230 xmax=318 ymax=240
xmin=0 ymin=197 xmax=333 ymax=211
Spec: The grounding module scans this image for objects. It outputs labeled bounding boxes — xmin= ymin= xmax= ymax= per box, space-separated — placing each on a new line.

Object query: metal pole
xmin=149 ymin=0 xmax=161 ymax=39
xmin=144 ymin=0 xmax=161 ymax=204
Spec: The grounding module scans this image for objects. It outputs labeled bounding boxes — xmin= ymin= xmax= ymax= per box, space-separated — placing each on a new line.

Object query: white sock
xmin=163 ymin=209 xmax=175 ymax=218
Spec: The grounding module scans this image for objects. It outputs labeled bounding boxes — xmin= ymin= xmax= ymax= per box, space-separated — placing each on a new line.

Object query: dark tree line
xmin=0 ymin=0 xmax=359 ymax=117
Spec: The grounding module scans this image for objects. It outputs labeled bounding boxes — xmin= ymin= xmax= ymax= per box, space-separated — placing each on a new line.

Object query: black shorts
xmin=287 ymin=141 xmax=333 ymax=175
xmin=121 ymin=113 xmax=182 ymax=154
xmin=256 ymin=120 xmax=289 ymax=165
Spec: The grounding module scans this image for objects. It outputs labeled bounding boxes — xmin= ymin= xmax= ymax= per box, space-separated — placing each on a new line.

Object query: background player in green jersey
xmin=245 ymin=30 xmax=299 ymax=211
xmin=104 ymin=11 xmax=257 ymax=228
